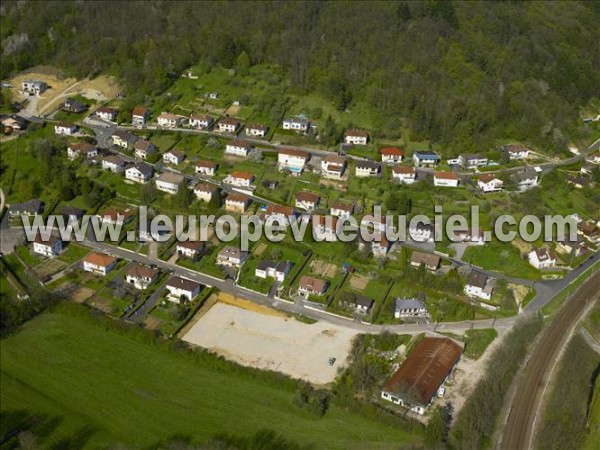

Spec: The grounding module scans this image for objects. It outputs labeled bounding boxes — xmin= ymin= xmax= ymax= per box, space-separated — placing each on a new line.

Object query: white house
xmin=381 ymin=147 xmax=404 ymax=164
xmin=312 ymin=216 xmax=339 ymax=241
xmin=22 ymin=80 xmax=47 ymax=95
xmin=96 ymin=106 xmax=118 ymax=122
xmin=464 ymin=271 xmax=493 ymax=300
xmin=409 ymin=222 xmax=434 ymax=243
xmin=223 ymin=171 xmax=255 ymax=188
xmin=413 ymin=151 xmax=441 ymax=167
xmin=298 ymin=276 xmax=328 ymax=296
xmin=176 ymin=240 xmax=205 ymax=259
xmin=321 ymin=155 xmax=347 ymax=180
xmin=157 ymin=112 xmax=182 ymax=128
xmin=155 ymin=172 xmax=185 ymax=194
xmin=556 ymin=237 xmax=587 ymax=257
xmin=478 ymin=174 xmax=503 ymax=192
xmin=505 ymin=144 xmax=531 ymax=160
xmin=255 ymin=260 xmax=292 ymax=282
xmin=528 ymin=248 xmax=557 ymax=269
xmin=134 ymin=139 xmax=156 ymax=159
xmin=55 ymin=122 xmax=78 ymax=135
xmin=192 ymin=182 xmax=216 ymax=202
xmin=216 ymin=246 xmax=248 ymax=267
xmin=514 ymin=167 xmax=539 ymax=190
xmin=225 ymin=139 xmax=252 ymax=157
xmin=67 ymin=142 xmax=97 ymax=160
xmin=82 ymin=252 xmax=117 ymax=276
xmin=344 ymin=129 xmax=368 ymax=145
xmin=189 ymin=114 xmax=214 ymax=129
xmin=295 ymin=191 xmax=319 ymax=211
xmin=282 ymin=118 xmax=309 ymax=132
xmin=112 ymin=130 xmax=137 ymax=149
xmin=125 ymin=264 xmax=159 ymax=290
xmin=195 ymin=160 xmax=217 ymax=176
xmin=132 ymin=107 xmax=148 ymax=127
xmin=460 ymin=154 xmax=488 ymax=169
xmin=162 ymin=149 xmax=185 ymax=165
xmin=101 ymin=155 xmax=127 ymax=173
xmin=264 ymin=204 xmax=296 ymax=224
xmin=392 ymin=166 xmax=417 ymax=184
xmin=278 ymin=149 xmax=310 ymax=174
xmin=225 ymin=193 xmax=251 ymax=213
xmin=355 ymin=161 xmax=381 ymax=178
xmin=394 ymin=298 xmax=429 ymax=319
xmin=33 ymin=234 xmax=63 ymax=258
xmin=125 ymin=163 xmax=154 ymax=183
xmin=245 ymin=123 xmax=268 ymax=138
xmin=330 ymin=201 xmax=354 ymax=218
xmin=433 ymin=172 xmax=460 ymax=187
xmin=166 ymin=276 xmax=201 ymax=302
xmin=217 ymin=118 xmax=241 ymax=133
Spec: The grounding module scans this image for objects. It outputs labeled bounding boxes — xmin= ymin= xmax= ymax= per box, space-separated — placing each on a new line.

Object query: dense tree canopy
xmin=1 ymin=1 xmax=598 ymax=150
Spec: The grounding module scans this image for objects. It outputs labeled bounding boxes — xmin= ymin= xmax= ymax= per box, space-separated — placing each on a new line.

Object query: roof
xmin=192 ymin=182 xmax=215 ymax=193
xmin=414 ymin=150 xmax=440 ymax=159
xmin=434 ymin=171 xmax=459 ymax=180
xmin=478 ymin=173 xmax=497 ymax=183
xmin=514 ymin=168 xmax=538 ymax=182
xmin=112 ymin=130 xmax=136 ymax=141
xmin=190 ymin=114 xmax=213 ymax=122
xmin=505 ymin=144 xmax=531 ymax=153
xmin=68 ymin=142 xmax=96 ymax=152
xmin=312 ymin=215 xmax=339 ymax=229
xmin=226 ymin=193 xmax=250 ymax=203
xmin=134 ymin=138 xmax=154 ymax=151
xmin=284 ymin=117 xmax=308 ymax=124
xmin=59 ymin=205 xmax=84 ymax=217
xmin=96 ymin=106 xmax=117 ymax=114
xmin=98 ymin=208 xmax=132 ymax=222
xmin=410 ymin=251 xmax=441 ymax=268
xmin=195 ymin=160 xmax=218 ymax=169
xmin=166 ymin=148 xmax=185 ymax=158
xmin=299 ymin=276 xmax=327 ymax=293
xmin=331 ymin=201 xmax=354 ymax=213
xmin=158 ymin=112 xmax=180 ymax=121
xmin=381 ymin=147 xmax=404 ymax=156
xmin=218 ymin=246 xmax=246 ymax=259
xmin=345 ymin=129 xmax=369 ymax=138
xmin=296 ymin=191 xmax=319 ymax=203
xmin=132 ymin=107 xmax=147 ymax=117
xmin=467 ymin=271 xmax=489 ymax=289
xmin=393 ymin=166 xmax=416 ymax=175
xmin=102 ymin=154 xmax=126 ymax=165
xmin=230 ymin=170 xmax=254 ymax=180
xmin=246 ymin=123 xmax=268 ymax=131
xmin=166 ymin=276 xmax=200 ymax=292
xmin=229 ymin=139 xmax=251 ymax=148
xmin=395 ymin=298 xmax=427 ymax=311
xmin=34 ymin=233 xmax=60 ymax=246
xmin=355 ymin=295 xmax=374 ymax=309
xmin=177 ymin=240 xmax=205 ymax=251
xmin=383 ymin=337 xmax=463 ymax=406
xmin=56 ymin=121 xmax=76 ymax=128
xmin=266 ymin=204 xmax=295 ymax=216
xmin=157 ymin=172 xmax=185 ymax=185
xmin=281 ymin=148 xmax=309 ymax=158
xmin=126 ymin=264 xmax=158 ymax=279
xmin=533 ymin=248 xmax=557 ymax=261
xmin=324 ymin=155 xmax=346 ymax=165
xmin=129 ymin=162 xmax=153 ymax=177
xmin=9 ymin=198 xmax=43 ymax=214
xmin=83 ymin=252 xmax=117 ymax=268
xmin=257 ymin=260 xmax=291 ymax=273
xmin=219 ymin=117 xmax=241 ymax=126
xmin=356 ymin=160 xmax=380 ymax=170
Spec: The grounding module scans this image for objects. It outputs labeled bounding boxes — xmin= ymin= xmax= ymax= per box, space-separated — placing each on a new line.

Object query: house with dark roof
xmin=125 ymin=264 xmax=159 ymax=289
xmin=394 ymin=298 xmax=429 ymax=319
xmin=166 ymin=276 xmax=201 ymax=302
xmin=355 ymin=160 xmax=381 ymax=178
xmin=528 ymin=248 xmax=557 ymax=269
xmin=344 ymin=129 xmax=369 ymax=145
xmin=464 ymin=271 xmax=494 ymax=300
xmin=33 ymin=233 xmax=63 ymax=258
xmin=410 ymin=251 xmax=440 ymax=271
xmin=255 ymin=260 xmax=292 ymax=282
xmin=8 ymin=199 xmax=44 ymax=217
xmin=63 ymin=98 xmax=88 ymax=113
xmin=412 ymin=151 xmax=440 ymax=167
xmin=125 ymin=162 xmax=154 ymax=183
xmin=381 ymin=337 xmax=463 ymax=414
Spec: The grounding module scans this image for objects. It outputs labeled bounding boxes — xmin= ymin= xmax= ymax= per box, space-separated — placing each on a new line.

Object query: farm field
xmin=0 ymin=307 xmax=422 ymax=449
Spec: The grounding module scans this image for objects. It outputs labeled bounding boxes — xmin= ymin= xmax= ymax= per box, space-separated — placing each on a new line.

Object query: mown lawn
xmin=0 ymin=309 xmax=422 ymax=449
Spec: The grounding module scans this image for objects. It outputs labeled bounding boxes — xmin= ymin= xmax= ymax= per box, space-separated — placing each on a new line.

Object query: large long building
xmin=381 ymin=337 xmax=463 ymax=414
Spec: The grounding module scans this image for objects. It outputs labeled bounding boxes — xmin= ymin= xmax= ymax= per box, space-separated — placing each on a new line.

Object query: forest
xmin=1 ymin=1 xmax=599 ymax=151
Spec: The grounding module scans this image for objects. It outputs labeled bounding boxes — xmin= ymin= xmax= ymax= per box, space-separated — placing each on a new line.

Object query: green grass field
xmin=1 ymin=308 xmax=422 ymax=449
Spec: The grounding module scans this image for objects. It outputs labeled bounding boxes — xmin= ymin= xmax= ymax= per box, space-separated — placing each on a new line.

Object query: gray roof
xmin=467 ymin=271 xmax=489 ymax=289
xmin=355 ymin=295 xmax=374 ymax=309
xmin=132 ymin=162 xmax=154 ymax=177
xmin=356 ymin=160 xmax=380 ymax=170
xmin=414 ymin=150 xmax=440 ymax=160
xmin=395 ymin=298 xmax=426 ymax=311
xmin=9 ymin=198 xmax=43 ymax=214
xmin=257 ymin=260 xmax=291 ymax=273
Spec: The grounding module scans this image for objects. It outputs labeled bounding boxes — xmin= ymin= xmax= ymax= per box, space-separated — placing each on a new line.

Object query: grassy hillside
xmin=0 ymin=306 xmax=422 ymax=449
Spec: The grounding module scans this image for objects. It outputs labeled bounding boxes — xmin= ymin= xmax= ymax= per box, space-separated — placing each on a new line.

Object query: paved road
xmin=499 ymin=271 xmax=600 ymax=450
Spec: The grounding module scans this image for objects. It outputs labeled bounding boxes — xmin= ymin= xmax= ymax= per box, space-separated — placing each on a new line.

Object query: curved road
xmin=499 ymin=271 xmax=600 ymax=450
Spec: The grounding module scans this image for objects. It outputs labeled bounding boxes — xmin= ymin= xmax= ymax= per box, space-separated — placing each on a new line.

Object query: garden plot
xmin=183 ymin=302 xmax=358 ymax=384
xmin=310 ymin=259 xmax=338 ymax=278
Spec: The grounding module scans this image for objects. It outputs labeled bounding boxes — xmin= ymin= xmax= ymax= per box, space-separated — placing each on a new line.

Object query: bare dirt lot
xmin=349 ymin=274 xmax=369 ymax=290
xmin=183 ymin=302 xmax=359 ymax=384
xmin=7 ymin=65 xmax=121 ymax=115
xmin=33 ymin=259 xmax=66 ymax=279
xmin=310 ymin=259 xmax=338 ymax=278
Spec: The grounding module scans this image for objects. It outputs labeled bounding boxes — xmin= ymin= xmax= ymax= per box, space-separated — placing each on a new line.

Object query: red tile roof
xmin=84 ymin=252 xmax=116 ymax=268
